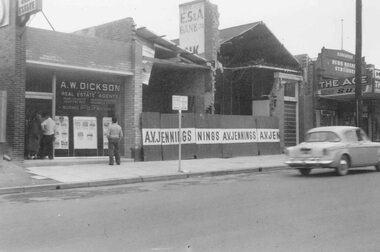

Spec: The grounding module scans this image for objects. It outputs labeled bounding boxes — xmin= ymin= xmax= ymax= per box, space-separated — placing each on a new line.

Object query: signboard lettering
xmin=142 ymin=128 xmax=280 ymax=145
xmin=17 ymin=0 xmax=42 ymax=17
xmin=56 ymin=79 xmax=121 ymax=112
xmin=73 ymin=117 xmax=97 ymax=149
xmin=318 ymin=75 xmax=370 ymax=96
xmin=54 ymin=116 xmax=69 ymax=150
xmin=172 ymin=95 xmax=188 ymax=111
xmin=319 ymin=49 xmax=360 ymax=77
xmin=179 ymin=1 xmax=205 ymax=55
xmin=374 ymin=69 xmax=380 ymax=80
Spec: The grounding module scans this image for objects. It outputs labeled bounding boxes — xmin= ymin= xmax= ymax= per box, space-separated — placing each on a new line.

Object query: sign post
xmin=172 ymin=95 xmax=188 ymax=173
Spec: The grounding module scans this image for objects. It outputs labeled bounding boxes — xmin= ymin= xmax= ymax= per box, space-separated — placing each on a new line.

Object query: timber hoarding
xmin=142 ymin=112 xmax=281 ymax=161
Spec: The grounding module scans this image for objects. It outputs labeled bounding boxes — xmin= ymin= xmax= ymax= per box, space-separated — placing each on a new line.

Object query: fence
xmin=142 ymin=112 xmax=281 ymax=161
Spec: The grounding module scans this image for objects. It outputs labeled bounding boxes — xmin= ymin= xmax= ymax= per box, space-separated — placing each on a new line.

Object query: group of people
xmin=26 ymin=112 xmax=55 ymax=160
xmin=27 ymin=114 xmax=123 ymax=165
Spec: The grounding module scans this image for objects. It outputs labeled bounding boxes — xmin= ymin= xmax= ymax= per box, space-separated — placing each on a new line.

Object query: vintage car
xmin=284 ymin=126 xmax=380 ymax=176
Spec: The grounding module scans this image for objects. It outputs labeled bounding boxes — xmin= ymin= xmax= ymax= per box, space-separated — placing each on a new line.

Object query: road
xmin=1 ymin=168 xmax=380 ymax=251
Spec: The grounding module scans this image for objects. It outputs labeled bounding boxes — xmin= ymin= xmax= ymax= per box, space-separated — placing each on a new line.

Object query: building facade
xmin=0 ymin=1 xmax=211 ymax=161
xmin=299 ymin=47 xmax=380 ymax=141
xmin=214 ymin=22 xmax=303 ymax=149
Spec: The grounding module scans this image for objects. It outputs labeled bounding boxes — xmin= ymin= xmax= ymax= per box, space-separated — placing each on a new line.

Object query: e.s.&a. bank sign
xmin=179 ymin=0 xmax=205 ymax=55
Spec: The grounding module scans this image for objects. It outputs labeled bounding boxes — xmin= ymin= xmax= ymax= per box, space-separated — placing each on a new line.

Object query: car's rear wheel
xmin=336 ymin=155 xmax=349 ymax=176
xmin=298 ymin=168 xmax=311 ymax=176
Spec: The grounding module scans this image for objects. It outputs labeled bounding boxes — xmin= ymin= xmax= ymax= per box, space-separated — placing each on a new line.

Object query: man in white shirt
xmin=106 ymin=117 xmax=123 ymax=165
xmin=39 ymin=112 xmax=56 ymax=159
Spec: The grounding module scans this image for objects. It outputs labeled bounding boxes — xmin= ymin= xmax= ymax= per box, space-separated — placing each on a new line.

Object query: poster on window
xmin=54 ymin=116 xmax=69 ymax=149
xmin=103 ymin=117 xmax=112 ymax=149
xmin=73 ymin=117 xmax=97 ymax=149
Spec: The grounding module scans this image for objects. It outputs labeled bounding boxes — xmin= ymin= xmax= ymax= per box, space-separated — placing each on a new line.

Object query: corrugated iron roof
xmin=219 ymin=22 xmax=300 ymax=69
xmin=219 ymin=22 xmax=261 ymax=44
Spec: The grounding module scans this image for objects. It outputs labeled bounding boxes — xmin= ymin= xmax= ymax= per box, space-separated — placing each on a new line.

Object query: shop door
xmin=25 ymin=99 xmax=52 ymax=158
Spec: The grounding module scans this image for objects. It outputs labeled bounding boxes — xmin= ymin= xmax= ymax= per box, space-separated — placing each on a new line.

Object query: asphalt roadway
xmin=0 ymin=154 xmax=288 ymax=195
xmin=2 ymin=165 xmax=380 ymax=251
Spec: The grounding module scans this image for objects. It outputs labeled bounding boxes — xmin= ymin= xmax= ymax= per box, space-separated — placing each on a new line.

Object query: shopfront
xmin=24 ymin=67 xmax=128 ymax=157
xmin=314 ymin=48 xmax=380 ymax=140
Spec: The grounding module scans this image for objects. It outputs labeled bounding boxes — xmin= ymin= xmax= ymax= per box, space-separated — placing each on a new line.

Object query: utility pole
xmin=355 ymin=0 xmax=362 ymax=128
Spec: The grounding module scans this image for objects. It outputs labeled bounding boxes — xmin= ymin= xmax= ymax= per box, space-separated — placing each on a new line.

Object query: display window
xmin=55 ymin=72 xmax=124 ymax=157
xmin=25 ymin=69 xmax=125 ymax=157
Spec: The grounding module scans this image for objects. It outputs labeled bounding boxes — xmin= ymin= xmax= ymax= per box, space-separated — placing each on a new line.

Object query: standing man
xmin=107 ymin=116 xmax=123 ymax=165
xmin=40 ymin=112 xmax=56 ymax=160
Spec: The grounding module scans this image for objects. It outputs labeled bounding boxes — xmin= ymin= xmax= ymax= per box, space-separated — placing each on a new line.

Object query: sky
xmin=28 ymin=0 xmax=380 ymax=66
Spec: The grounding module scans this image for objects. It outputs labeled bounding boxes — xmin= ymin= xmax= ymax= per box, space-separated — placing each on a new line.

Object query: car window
xmin=345 ymin=130 xmax=358 ymax=142
xmin=305 ymin=131 xmax=340 ymax=142
xmin=358 ymin=129 xmax=369 ymax=141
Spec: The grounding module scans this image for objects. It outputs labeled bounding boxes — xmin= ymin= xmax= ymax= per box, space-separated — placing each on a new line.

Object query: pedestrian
xmin=27 ymin=112 xmax=42 ymax=159
xmin=106 ymin=116 xmax=123 ymax=165
xmin=39 ymin=112 xmax=56 ymax=160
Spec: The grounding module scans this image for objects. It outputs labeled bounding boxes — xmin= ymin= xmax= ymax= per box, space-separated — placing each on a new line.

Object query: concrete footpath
xmin=0 ymin=155 xmax=288 ymax=195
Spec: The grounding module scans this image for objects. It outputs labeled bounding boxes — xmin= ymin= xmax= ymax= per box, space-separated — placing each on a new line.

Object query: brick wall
xmin=75 ymin=17 xmax=135 ymax=43
xmin=0 ymin=0 xmax=26 ymax=160
xmin=123 ymin=40 xmax=143 ymax=160
xmin=76 ymin=18 xmax=142 ymax=160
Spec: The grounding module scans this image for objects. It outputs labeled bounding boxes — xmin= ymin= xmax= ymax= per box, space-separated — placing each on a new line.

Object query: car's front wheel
xmin=336 ymin=155 xmax=349 ymax=176
xmin=298 ymin=168 xmax=311 ymax=176
xmin=375 ymin=156 xmax=380 ymax=172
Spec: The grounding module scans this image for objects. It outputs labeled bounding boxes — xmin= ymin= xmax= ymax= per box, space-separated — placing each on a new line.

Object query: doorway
xmin=25 ymin=99 xmax=52 ymax=158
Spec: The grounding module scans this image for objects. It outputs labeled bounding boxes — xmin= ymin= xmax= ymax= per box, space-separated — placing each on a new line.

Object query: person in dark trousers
xmin=39 ymin=112 xmax=56 ymax=159
xmin=27 ymin=112 xmax=42 ymax=159
xmin=107 ymin=117 xmax=123 ymax=165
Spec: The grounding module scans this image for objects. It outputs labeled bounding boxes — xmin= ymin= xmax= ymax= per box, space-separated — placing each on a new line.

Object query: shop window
xmin=26 ymin=68 xmax=53 ymax=93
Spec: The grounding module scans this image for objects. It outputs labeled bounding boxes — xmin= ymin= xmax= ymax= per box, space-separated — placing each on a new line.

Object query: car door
xmin=357 ymin=129 xmax=379 ymax=165
xmin=344 ymin=129 xmax=365 ymax=167
xmin=346 ymin=128 xmax=375 ymax=167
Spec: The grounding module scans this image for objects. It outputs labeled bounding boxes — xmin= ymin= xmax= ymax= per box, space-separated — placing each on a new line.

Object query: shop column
xmin=0 ymin=0 xmax=26 ymax=160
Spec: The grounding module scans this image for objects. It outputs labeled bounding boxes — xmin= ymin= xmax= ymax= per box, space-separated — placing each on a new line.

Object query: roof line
xmin=223 ymin=64 xmax=301 ymax=74
xmin=136 ymin=27 xmax=208 ymax=63
xmin=220 ymin=22 xmax=262 ymax=44
xmin=26 ymin=60 xmax=134 ymax=76
xmin=261 ymin=23 xmax=300 ymax=67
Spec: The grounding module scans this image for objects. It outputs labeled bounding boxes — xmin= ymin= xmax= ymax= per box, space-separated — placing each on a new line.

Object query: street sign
xmin=172 ymin=95 xmax=188 ymax=111
xmin=17 ymin=0 xmax=42 ymax=17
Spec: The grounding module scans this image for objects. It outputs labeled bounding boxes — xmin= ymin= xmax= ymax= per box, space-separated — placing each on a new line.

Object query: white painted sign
xmin=73 ymin=117 xmax=97 ymax=149
xmin=54 ymin=116 xmax=69 ymax=149
xmin=17 ymin=0 xmax=42 ymax=17
xmin=374 ymin=69 xmax=380 ymax=80
xmin=179 ymin=0 xmax=205 ymax=55
xmin=172 ymin=95 xmax=188 ymax=111
xmin=0 ymin=0 xmax=9 ymax=28
xmin=142 ymin=128 xmax=280 ymax=145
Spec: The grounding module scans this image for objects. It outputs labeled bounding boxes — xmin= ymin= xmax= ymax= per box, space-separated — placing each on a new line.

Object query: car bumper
xmin=285 ymin=158 xmax=334 ymax=167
